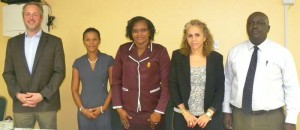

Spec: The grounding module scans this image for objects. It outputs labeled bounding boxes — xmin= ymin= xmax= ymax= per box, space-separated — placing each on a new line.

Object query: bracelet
xmin=79 ymin=106 xmax=83 ymax=112
xmin=205 ymin=111 xmax=212 ymax=117
xmin=100 ymin=106 xmax=104 ymax=113
xmin=208 ymin=107 xmax=216 ymax=112
xmin=181 ymin=109 xmax=187 ymax=116
xmin=205 ymin=111 xmax=213 ymax=120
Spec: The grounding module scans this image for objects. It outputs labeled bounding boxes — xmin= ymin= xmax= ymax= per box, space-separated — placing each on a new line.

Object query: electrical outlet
xmin=214 ymin=40 xmax=220 ymax=50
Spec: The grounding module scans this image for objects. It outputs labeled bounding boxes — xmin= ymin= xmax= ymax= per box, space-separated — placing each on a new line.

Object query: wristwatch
xmin=205 ymin=111 xmax=213 ymax=118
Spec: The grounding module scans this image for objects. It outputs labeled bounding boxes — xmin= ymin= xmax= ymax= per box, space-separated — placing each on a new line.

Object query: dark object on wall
xmin=47 ymin=15 xmax=55 ymax=32
xmin=1 ymin=0 xmax=41 ymax=4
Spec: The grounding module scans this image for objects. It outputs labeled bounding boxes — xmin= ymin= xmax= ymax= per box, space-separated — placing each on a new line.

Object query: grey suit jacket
xmin=2 ymin=31 xmax=66 ymax=112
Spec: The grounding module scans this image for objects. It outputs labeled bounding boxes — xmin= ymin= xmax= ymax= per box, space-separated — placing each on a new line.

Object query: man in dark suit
xmin=2 ymin=2 xmax=65 ymax=129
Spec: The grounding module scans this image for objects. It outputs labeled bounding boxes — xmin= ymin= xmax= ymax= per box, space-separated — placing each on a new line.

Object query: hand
xmin=117 ymin=108 xmax=132 ymax=129
xmin=284 ymin=123 xmax=296 ymax=130
xmin=196 ymin=114 xmax=211 ymax=128
xmin=16 ymin=92 xmax=32 ymax=104
xmin=182 ymin=110 xmax=197 ymax=128
xmin=90 ymin=107 xmax=102 ymax=117
xmin=82 ymin=108 xmax=97 ymax=119
xmin=223 ymin=113 xmax=233 ymax=130
xmin=147 ymin=112 xmax=161 ymax=130
xmin=23 ymin=93 xmax=43 ymax=107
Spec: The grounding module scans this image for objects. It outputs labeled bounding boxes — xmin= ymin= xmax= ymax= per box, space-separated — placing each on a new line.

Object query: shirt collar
xmin=256 ymin=39 xmax=269 ymax=52
xmin=247 ymin=39 xmax=269 ymax=52
xmin=128 ymin=42 xmax=153 ymax=52
xmin=25 ymin=30 xmax=42 ymax=38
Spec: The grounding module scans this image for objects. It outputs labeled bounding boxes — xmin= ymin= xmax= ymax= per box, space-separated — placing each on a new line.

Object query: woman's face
xmin=132 ymin=21 xmax=150 ymax=45
xmin=83 ymin=31 xmax=100 ymax=52
xmin=186 ymin=25 xmax=206 ymax=52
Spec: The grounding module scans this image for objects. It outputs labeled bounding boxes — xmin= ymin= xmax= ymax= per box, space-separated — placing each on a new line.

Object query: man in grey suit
xmin=2 ymin=2 xmax=65 ymax=129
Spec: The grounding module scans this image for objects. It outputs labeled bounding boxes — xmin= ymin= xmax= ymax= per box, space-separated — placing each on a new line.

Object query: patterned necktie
xmin=242 ymin=46 xmax=259 ymax=113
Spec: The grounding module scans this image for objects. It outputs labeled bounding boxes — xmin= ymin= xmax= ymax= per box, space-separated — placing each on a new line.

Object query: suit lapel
xmin=206 ymin=54 xmax=212 ymax=82
xmin=17 ymin=34 xmax=31 ymax=74
xmin=32 ymin=32 xmax=47 ymax=74
xmin=205 ymin=54 xmax=212 ymax=95
xmin=182 ymin=54 xmax=191 ymax=86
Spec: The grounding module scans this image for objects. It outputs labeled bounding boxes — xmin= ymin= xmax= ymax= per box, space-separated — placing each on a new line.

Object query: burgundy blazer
xmin=112 ymin=42 xmax=170 ymax=114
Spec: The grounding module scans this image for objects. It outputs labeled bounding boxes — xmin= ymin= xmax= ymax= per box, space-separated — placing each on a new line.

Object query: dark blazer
xmin=170 ymin=49 xmax=225 ymax=115
xmin=2 ymin=31 xmax=66 ymax=112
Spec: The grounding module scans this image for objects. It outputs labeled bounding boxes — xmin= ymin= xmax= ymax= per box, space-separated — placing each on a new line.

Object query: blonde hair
xmin=180 ymin=19 xmax=214 ymax=56
xmin=22 ymin=2 xmax=44 ymax=17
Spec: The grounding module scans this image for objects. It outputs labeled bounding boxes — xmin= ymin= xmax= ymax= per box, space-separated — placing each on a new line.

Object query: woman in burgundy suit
xmin=112 ymin=16 xmax=170 ymax=130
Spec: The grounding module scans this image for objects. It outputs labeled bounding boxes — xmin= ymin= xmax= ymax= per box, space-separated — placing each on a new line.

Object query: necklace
xmin=88 ymin=57 xmax=98 ymax=64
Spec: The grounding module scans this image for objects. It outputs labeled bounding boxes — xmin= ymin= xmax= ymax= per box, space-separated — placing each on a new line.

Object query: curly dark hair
xmin=126 ymin=16 xmax=156 ymax=41
xmin=82 ymin=27 xmax=100 ymax=41
xmin=180 ymin=19 xmax=214 ymax=56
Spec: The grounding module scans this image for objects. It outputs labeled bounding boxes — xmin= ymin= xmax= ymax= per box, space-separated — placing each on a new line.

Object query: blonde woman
xmin=170 ymin=20 xmax=224 ymax=130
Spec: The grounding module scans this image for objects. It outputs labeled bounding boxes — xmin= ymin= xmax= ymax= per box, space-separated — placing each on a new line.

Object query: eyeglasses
xmin=132 ymin=29 xmax=149 ymax=34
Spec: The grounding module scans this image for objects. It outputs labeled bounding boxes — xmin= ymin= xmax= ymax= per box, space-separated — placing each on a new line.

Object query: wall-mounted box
xmin=1 ymin=0 xmax=41 ymax=4
xmin=283 ymin=0 xmax=295 ymax=5
xmin=3 ymin=4 xmax=49 ymax=37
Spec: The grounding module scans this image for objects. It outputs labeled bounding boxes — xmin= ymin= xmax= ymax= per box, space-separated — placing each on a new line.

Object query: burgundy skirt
xmin=125 ymin=110 xmax=165 ymax=130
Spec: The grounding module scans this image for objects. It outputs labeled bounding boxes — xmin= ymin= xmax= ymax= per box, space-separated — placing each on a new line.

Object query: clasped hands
xmin=17 ymin=92 xmax=43 ymax=107
xmin=81 ymin=106 xmax=103 ymax=119
xmin=183 ymin=110 xmax=211 ymax=128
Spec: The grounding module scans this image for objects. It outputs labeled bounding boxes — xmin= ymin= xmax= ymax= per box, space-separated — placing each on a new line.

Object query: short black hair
xmin=126 ymin=16 xmax=156 ymax=41
xmin=83 ymin=27 xmax=101 ymax=41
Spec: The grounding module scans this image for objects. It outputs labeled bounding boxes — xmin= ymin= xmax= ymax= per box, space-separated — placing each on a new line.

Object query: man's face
xmin=23 ymin=4 xmax=43 ymax=32
xmin=246 ymin=13 xmax=270 ymax=45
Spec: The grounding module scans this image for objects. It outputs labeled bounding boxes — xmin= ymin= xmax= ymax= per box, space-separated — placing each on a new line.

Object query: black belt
xmin=230 ymin=104 xmax=283 ymax=115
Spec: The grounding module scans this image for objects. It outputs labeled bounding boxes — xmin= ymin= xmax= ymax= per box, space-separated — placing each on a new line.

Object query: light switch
xmin=214 ymin=40 xmax=220 ymax=50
